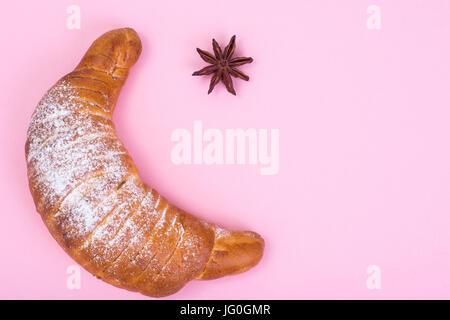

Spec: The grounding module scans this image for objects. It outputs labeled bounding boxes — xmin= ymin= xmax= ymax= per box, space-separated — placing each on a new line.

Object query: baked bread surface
xmin=25 ymin=28 xmax=264 ymax=297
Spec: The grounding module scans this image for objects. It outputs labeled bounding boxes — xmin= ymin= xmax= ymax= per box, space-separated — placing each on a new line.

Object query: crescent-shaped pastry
xmin=25 ymin=28 xmax=264 ymax=297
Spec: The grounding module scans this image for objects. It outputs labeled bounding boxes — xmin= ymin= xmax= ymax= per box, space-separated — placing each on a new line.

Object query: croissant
xmin=25 ymin=28 xmax=264 ymax=297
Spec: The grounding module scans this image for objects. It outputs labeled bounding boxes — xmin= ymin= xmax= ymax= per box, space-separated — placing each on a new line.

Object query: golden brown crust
xmin=25 ymin=28 xmax=264 ymax=297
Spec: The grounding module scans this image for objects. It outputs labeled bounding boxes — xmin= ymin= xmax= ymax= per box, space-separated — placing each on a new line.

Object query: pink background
xmin=2 ymin=0 xmax=450 ymax=299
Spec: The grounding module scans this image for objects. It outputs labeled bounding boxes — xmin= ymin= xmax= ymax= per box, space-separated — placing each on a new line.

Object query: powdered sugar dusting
xmin=26 ymin=75 xmax=217 ymax=295
xmin=215 ymin=227 xmax=231 ymax=239
xmin=53 ymin=173 xmax=127 ymax=245
xmin=78 ymin=175 xmax=147 ymax=267
xmin=27 ymin=81 xmax=129 ymax=216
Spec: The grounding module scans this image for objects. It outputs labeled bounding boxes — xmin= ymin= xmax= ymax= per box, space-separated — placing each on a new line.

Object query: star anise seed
xmin=193 ymin=35 xmax=253 ymax=95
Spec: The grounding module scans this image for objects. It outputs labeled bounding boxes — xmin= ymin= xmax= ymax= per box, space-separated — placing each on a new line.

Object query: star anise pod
xmin=192 ymin=35 xmax=253 ymax=95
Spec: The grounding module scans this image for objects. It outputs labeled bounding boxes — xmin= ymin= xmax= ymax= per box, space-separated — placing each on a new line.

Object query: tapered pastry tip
xmin=196 ymin=229 xmax=264 ymax=280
